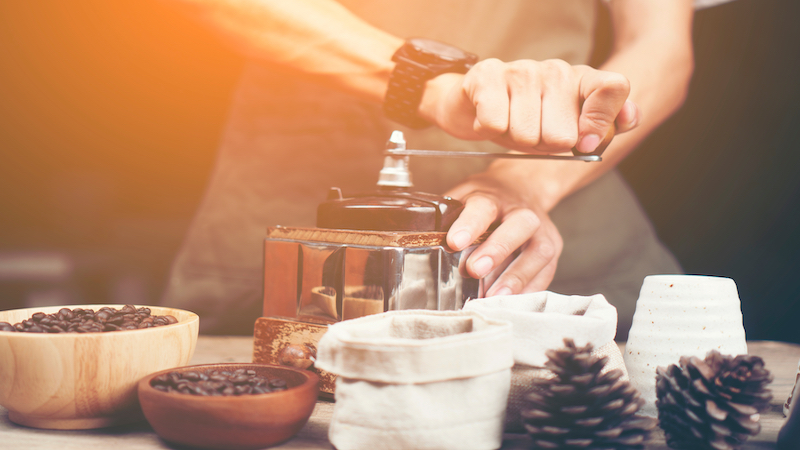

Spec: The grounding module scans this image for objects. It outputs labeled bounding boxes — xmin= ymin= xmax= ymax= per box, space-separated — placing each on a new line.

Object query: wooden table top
xmin=1 ymin=337 xmax=798 ymax=449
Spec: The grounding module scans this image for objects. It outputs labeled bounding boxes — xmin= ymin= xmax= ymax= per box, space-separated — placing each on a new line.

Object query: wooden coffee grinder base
xmin=252 ymin=317 xmax=336 ymax=396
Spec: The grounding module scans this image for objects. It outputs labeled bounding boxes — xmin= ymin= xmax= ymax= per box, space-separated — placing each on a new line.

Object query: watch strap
xmin=383 ymin=57 xmax=433 ymax=129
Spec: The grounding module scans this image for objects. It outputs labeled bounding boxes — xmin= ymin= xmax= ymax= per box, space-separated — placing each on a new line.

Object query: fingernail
xmin=622 ymin=100 xmax=639 ymax=128
xmin=472 ymin=256 xmax=494 ymax=278
xmin=489 ymin=287 xmax=512 ymax=297
xmin=451 ymin=230 xmax=471 ymax=249
xmin=577 ymin=134 xmax=601 ymax=153
xmin=628 ymin=101 xmax=641 ymax=128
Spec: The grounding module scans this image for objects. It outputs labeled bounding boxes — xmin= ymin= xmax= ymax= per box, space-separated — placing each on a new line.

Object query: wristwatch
xmin=383 ymin=38 xmax=478 ymax=129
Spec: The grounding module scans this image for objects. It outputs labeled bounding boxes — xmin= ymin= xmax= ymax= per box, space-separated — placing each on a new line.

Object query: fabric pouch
xmin=315 ymin=309 xmax=514 ymax=450
xmin=462 ymin=291 xmax=628 ymax=432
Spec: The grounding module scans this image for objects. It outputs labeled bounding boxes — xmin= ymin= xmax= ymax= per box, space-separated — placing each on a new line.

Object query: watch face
xmin=408 ymin=38 xmax=469 ymax=62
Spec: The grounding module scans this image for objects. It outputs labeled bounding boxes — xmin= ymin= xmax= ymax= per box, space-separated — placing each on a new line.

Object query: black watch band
xmin=383 ymin=59 xmax=435 ymax=129
xmin=383 ymin=39 xmax=478 ymax=129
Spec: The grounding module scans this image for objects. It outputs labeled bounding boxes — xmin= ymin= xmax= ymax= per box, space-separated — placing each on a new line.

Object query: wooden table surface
xmin=1 ymin=337 xmax=798 ymax=449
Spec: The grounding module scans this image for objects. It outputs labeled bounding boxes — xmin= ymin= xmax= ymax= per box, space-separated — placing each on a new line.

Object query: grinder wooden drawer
xmin=253 ymin=317 xmax=336 ymax=396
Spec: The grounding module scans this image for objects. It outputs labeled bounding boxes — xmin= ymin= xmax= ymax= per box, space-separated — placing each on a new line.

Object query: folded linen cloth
xmin=316 ymin=309 xmax=514 ymax=450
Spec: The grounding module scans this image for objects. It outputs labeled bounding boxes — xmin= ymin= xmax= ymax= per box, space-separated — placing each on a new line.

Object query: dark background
xmin=0 ymin=0 xmax=798 ymax=341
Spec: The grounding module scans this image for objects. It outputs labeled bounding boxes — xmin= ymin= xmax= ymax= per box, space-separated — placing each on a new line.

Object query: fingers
xmin=463 ymin=59 xmax=638 ymax=154
xmin=464 ymin=58 xmax=510 ymax=138
xmin=575 ymin=68 xmax=633 ymax=153
xmin=483 ymin=221 xmax=562 ymax=296
xmin=446 ymin=194 xmax=500 ymax=251
xmin=445 ymin=181 xmax=563 ymax=297
xmin=463 ymin=206 xmax=541 ymax=280
xmin=539 ymin=60 xmax=580 ymax=152
xmin=505 ymin=61 xmax=542 ymax=147
xmin=523 ymin=257 xmax=559 ymax=293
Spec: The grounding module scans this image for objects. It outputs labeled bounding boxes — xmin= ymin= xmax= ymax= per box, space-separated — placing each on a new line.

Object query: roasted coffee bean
xmin=230 ymin=375 xmax=250 ymax=384
xmin=6 ymin=305 xmax=180 ymax=334
xmin=151 ymin=369 xmax=289 ymax=396
xmin=58 ymin=308 xmax=73 ymax=320
xmin=183 ymin=372 xmax=201 ymax=381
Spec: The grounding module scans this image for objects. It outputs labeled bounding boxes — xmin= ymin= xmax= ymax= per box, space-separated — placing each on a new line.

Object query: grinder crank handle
xmin=571 ymin=124 xmax=616 ymax=157
xmin=385 ymin=126 xmax=616 ymax=162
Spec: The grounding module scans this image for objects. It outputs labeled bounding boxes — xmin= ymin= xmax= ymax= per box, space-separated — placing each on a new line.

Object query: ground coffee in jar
xmin=151 ymin=368 xmax=288 ymax=396
xmin=0 ymin=305 xmax=178 ymax=333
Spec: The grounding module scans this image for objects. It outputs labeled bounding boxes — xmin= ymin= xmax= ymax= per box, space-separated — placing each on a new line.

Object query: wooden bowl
xmin=0 ymin=304 xmax=198 ymax=430
xmin=138 ymin=363 xmax=319 ymax=450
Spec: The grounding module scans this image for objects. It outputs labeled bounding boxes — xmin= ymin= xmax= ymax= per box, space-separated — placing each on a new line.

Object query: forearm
xmin=164 ymin=0 xmax=401 ymax=101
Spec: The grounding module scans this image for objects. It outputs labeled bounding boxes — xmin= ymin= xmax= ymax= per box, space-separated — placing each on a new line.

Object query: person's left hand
xmin=444 ymin=167 xmax=563 ymax=296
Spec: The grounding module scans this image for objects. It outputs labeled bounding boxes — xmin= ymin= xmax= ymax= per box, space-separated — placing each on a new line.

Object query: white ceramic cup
xmin=624 ymin=275 xmax=748 ymax=416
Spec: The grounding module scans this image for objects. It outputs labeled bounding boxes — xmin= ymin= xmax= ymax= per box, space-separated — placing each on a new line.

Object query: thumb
xmin=576 ymin=71 xmax=632 ymax=154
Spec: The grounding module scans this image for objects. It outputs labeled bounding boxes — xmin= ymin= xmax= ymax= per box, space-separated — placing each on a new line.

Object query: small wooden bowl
xmin=0 ymin=304 xmax=198 ymax=430
xmin=138 ymin=363 xmax=319 ymax=450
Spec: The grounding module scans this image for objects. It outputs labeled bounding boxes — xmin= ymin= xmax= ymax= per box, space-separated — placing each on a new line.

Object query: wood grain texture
xmin=253 ymin=318 xmax=336 ymax=396
xmin=266 ymin=226 xmax=488 ymax=249
xmin=0 ymin=305 xmax=198 ymax=430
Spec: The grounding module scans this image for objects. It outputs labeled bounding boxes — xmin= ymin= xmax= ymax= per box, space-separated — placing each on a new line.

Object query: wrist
xmin=417 ymin=72 xmax=463 ymax=127
xmin=382 ymin=38 xmax=477 ymax=129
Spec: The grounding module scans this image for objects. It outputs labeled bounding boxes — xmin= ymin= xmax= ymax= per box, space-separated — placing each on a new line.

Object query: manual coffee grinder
xmin=253 ymin=130 xmax=607 ymax=394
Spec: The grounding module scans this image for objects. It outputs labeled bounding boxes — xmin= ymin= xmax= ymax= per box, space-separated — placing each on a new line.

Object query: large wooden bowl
xmin=0 ymin=304 xmax=198 ymax=430
xmin=138 ymin=363 xmax=319 ymax=450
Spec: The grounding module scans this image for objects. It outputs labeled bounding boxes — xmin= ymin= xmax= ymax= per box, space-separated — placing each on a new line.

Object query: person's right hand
xmin=418 ymin=58 xmax=641 ymax=154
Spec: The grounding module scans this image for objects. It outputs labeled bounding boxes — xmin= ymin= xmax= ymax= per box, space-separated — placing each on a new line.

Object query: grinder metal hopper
xmin=253 ymin=130 xmax=609 ymax=395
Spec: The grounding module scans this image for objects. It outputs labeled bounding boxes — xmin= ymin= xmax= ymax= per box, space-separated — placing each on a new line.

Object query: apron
xmin=161 ymin=0 xmax=681 ymax=338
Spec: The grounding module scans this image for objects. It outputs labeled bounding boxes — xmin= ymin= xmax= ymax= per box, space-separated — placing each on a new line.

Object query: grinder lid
xmin=316 ymin=187 xmax=463 ymax=232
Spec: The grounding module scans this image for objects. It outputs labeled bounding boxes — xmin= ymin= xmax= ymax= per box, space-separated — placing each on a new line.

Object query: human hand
xmin=444 ymin=169 xmax=563 ymax=296
xmin=419 ymin=58 xmax=641 ymax=154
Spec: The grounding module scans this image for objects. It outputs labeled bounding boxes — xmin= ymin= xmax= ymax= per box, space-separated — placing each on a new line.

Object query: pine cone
xmin=656 ymin=350 xmax=773 ymax=450
xmin=521 ymin=338 xmax=656 ymax=449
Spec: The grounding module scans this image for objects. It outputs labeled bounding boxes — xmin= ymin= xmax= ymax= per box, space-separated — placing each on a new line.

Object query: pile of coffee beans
xmin=151 ymin=368 xmax=288 ymax=396
xmin=0 ymin=305 xmax=178 ymax=333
